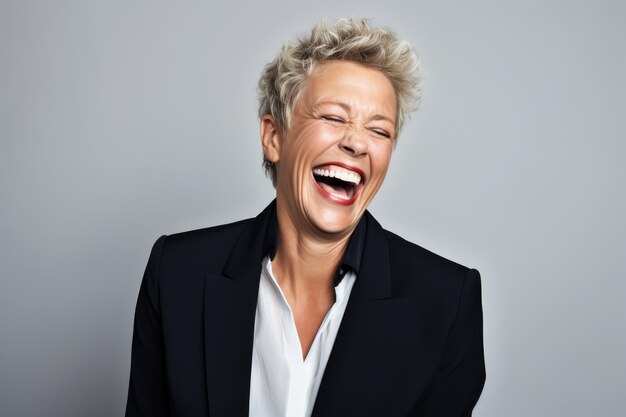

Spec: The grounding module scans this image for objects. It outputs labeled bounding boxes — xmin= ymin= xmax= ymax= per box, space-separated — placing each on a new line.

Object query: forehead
xmin=298 ymin=61 xmax=397 ymax=118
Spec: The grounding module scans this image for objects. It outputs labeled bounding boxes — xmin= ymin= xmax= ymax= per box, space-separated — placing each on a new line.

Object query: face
xmin=262 ymin=60 xmax=397 ymax=239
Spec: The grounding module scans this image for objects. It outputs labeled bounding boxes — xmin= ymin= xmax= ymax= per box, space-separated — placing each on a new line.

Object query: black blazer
xmin=126 ymin=202 xmax=485 ymax=417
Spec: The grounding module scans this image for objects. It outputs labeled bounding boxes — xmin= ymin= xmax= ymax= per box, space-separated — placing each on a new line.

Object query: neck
xmin=272 ymin=199 xmax=353 ymax=301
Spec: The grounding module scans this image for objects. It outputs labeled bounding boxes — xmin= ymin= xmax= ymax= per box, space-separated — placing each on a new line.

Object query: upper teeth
xmin=313 ymin=167 xmax=362 ymax=186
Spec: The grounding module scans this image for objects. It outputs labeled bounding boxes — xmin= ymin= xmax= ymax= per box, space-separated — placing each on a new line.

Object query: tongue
xmin=319 ymin=181 xmax=352 ymax=199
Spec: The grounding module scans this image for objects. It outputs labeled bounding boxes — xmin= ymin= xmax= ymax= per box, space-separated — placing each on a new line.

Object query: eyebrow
xmin=313 ymin=101 xmax=395 ymax=125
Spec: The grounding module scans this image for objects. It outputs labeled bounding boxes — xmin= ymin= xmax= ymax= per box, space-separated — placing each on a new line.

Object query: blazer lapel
xmin=311 ymin=212 xmax=409 ymax=417
xmin=203 ymin=203 xmax=274 ymax=417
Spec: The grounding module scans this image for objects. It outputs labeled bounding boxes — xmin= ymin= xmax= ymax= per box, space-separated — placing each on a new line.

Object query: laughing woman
xmin=126 ymin=19 xmax=485 ymax=417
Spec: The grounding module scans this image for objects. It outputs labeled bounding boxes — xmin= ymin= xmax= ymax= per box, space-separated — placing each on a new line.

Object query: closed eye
xmin=370 ymin=128 xmax=391 ymax=138
xmin=321 ymin=115 xmax=345 ymax=124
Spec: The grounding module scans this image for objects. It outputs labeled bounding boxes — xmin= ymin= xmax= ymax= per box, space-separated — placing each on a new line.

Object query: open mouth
xmin=312 ymin=164 xmax=364 ymax=203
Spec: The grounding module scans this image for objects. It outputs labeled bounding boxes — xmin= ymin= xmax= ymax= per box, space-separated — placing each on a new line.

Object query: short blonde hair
xmin=258 ymin=18 xmax=423 ymax=185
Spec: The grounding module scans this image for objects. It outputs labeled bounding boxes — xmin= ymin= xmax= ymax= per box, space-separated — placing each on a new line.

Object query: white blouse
xmin=249 ymin=255 xmax=356 ymax=417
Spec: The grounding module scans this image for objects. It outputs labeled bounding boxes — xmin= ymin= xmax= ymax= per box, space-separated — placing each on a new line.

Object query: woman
xmin=126 ymin=19 xmax=485 ymax=417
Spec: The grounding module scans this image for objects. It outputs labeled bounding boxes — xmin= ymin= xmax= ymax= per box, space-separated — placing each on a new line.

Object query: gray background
xmin=1 ymin=1 xmax=624 ymax=416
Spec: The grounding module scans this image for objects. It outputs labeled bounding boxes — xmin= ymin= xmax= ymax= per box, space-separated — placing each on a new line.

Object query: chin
xmin=307 ymin=205 xmax=361 ymax=236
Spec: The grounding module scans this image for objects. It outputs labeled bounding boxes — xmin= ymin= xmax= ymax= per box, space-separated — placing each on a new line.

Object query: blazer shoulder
xmin=155 ymin=217 xmax=255 ymax=277
xmin=167 ymin=217 xmax=253 ymax=245
xmin=382 ymin=228 xmax=479 ymax=296
xmin=384 ymin=229 xmax=471 ymax=273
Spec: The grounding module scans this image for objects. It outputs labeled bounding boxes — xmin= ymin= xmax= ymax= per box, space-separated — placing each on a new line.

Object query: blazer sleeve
xmin=415 ymin=268 xmax=486 ymax=416
xmin=125 ymin=235 xmax=171 ymax=417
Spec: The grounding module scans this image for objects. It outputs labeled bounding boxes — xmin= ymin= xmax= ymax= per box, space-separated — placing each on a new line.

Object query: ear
xmin=260 ymin=115 xmax=282 ymax=164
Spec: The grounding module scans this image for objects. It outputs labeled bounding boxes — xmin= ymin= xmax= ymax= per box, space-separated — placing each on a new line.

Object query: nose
xmin=339 ymin=125 xmax=369 ymax=157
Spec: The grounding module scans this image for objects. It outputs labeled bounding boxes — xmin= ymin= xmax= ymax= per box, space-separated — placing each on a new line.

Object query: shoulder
xmin=384 ymin=228 xmax=470 ymax=277
xmin=378 ymin=226 xmax=483 ymax=339
xmin=166 ymin=217 xmax=253 ymax=250
xmin=380 ymin=225 xmax=480 ymax=301
xmin=150 ymin=217 xmax=255 ymax=277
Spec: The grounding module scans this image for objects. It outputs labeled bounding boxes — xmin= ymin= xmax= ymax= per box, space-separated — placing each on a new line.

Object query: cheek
xmin=286 ymin=126 xmax=340 ymax=168
xmin=361 ymin=145 xmax=392 ymax=201
xmin=371 ymin=144 xmax=393 ymax=176
xmin=287 ymin=125 xmax=329 ymax=152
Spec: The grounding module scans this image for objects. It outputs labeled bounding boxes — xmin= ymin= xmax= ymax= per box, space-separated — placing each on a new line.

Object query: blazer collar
xmin=241 ymin=200 xmax=368 ymax=286
xmin=222 ymin=200 xmax=276 ymax=282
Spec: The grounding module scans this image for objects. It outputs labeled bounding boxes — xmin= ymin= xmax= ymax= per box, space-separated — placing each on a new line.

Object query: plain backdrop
xmin=1 ymin=1 xmax=624 ymax=416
